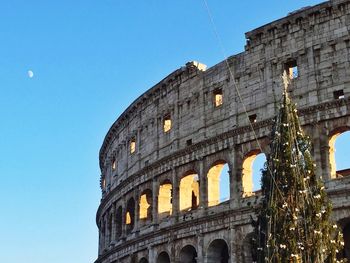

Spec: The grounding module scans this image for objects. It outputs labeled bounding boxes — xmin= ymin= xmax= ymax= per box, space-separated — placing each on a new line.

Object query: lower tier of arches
xmin=95 ymin=191 xmax=350 ymax=263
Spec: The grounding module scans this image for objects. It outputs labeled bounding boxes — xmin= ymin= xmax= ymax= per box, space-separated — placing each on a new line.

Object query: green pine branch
xmin=252 ymin=79 xmax=345 ymax=263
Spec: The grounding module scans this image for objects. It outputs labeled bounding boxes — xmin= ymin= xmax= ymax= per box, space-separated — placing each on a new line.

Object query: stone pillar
xmin=197 ymin=232 xmax=204 ymax=263
xmin=134 ymin=191 xmax=140 ymax=233
xmin=137 ymin=128 xmax=141 ymax=171
xmin=104 ymin=215 xmax=109 ymax=249
xmin=121 ymin=201 xmax=127 ymax=238
xmin=110 ymin=204 xmax=116 ymax=244
xmin=230 ymin=227 xmax=240 ymax=263
xmin=232 ymin=148 xmax=242 ymax=208
xmin=310 ymin=124 xmax=323 ymax=180
xmin=198 ymin=158 xmax=207 ymax=212
xmin=172 ymin=167 xmax=180 ymax=220
xmin=152 ymin=179 xmax=159 ymax=226
xmin=319 ymin=127 xmax=332 ymax=181
xmin=98 ymin=223 xmax=103 ymax=255
xmin=149 ymin=245 xmax=156 ymax=263
xmin=170 ymin=235 xmax=176 ymax=263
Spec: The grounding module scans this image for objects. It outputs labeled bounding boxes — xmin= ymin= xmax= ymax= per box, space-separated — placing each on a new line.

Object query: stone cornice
xmin=245 ymin=0 xmax=350 ymax=48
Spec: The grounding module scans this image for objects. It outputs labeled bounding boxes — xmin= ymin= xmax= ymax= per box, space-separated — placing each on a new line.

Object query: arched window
xmin=112 ymin=157 xmax=116 ymax=171
xmin=139 ymin=189 xmax=152 ymax=221
xmin=180 ymin=172 xmax=199 ymax=211
xmin=343 ymin=222 xmax=350 ymax=260
xmin=100 ymin=220 xmax=106 ymax=250
xmin=130 ymin=138 xmax=136 ymax=154
xmin=207 ymin=161 xmax=230 ymax=207
xmin=158 ymin=180 xmax=172 ymax=218
xmin=101 ymin=177 xmax=106 ymax=190
xmin=157 ymin=251 xmax=171 ymax=263
xmin=242 ymin=151 xmax=266 ymax=197
xmin=107 ymin=214 xmax=112 ymax=244
xmin=163 ymin=114 xmax=172 ymax=133
xmin=207 ymin=239 xmax=229 ymax=263
xmin=115 ymin=206 xmax=122 ymax=239
xmin=180 ymin=245 xmax=197 ymax=263
xmin=329 ymin=130 xmax=350 ymax=178
xmin=126 ymin=198 xmax=135 ymax=234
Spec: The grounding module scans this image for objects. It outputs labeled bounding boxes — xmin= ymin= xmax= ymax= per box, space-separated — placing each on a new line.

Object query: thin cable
xmin=201 ymin=0 xmax=287 ymax=203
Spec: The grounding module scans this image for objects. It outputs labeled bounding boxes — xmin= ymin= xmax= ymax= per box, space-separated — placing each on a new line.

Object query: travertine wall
xmin=96 ymin=1 xmax=350 ymax=262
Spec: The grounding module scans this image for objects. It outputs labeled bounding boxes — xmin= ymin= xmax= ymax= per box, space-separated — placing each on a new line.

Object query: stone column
xmin=110 ymin=204 xmax=116 ymax=244
xmin=152 ymin=179 xmax=159 ymax=226
xmin=134 ymin=191 xmax=140 ymax=233
xmin=319 ymin=127 xmax=332 ymax=181
xmin=98 ymin=223 xmax=103 ymax=255
xmin=198 ymin=157 xmax=207 ymax=213
xmin=309 ymin=124 xmax=323 ymax=179
xmin=149 ymin=245 xmax=156 ymax=262
xmin=170 ymin=236 xmax=176 ymax=263
xmin=230 ymin=227 xmax=239 ymax=263
xmin=197 ymin=232 xmax=204 ymax=263
xmin=232 ymin=148 xmax=242 ymax=208
xmin=172 ymin=167 xmax=179 ymax=221
xmin=104 ymin=215 xmax=109 ymax=249
xmin=121 ymin=200 xmax=127 ymax=239
xmin=137 ymin=128 xmax=141 ymax=171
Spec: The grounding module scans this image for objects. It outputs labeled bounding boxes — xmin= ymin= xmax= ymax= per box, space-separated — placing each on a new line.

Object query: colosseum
xmin=95 ymin=1 xmax=350 ymax=262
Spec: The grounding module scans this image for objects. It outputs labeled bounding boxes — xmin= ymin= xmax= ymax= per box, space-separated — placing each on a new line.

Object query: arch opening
xmin=207 ymin=162 xmax=230 ymax=207
xmin=100 ymin=221 xmax=106 ymax=250
xmin=343 ymin=222 xmax=350 ymax=260
xmin=139 ymin=258 xmax=148 ymax=263
xmin=180 ymin=173 xmax=199 ymax=211
xmin=107 ymin=214 xmax=112 ymax=244
xmin=158 ymin=180 xmax=173 ymax=218
xmin=207 ymin=239 xmax=229 ymax=263
xmin=180 ymin=245 xmax=197 ymax=263
xmin=115 ymin=206 xmax=122 ymax=239
xmin=329 ymin=130 xmax=350 ymax=178
xmin=157 ymin=251 xmax=171 ymax=263
xmin=126 ymin=198 xmax=135 ymax=234
xmin=139 ymin=189 xmax=152 ymax=221
xmin=242 ymin=152 xmax=266 ymax=197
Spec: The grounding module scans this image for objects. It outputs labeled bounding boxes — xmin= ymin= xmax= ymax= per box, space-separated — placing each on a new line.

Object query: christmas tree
xmin=252 ymin=72 xmax=345 ymax=263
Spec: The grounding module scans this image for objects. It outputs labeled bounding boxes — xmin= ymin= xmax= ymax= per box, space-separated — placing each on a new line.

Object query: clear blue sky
xmin=1 ymin=1 xmax=348 ymax=263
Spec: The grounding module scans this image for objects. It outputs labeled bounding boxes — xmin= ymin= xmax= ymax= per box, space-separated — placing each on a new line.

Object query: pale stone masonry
xmin=96 ymin=1 xmax=350 ymax=262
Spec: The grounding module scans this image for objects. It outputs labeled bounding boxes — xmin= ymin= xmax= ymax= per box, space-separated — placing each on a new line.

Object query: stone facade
xmin=95 ymin=1 xmax=350 ymax=262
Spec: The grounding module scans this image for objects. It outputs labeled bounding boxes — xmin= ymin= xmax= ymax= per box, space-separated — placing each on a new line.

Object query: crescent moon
xmin=28 ymin=70 xmax=34 ymax=78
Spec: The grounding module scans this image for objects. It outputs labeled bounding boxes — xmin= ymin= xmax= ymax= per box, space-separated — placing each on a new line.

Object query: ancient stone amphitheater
xmin=95 ymin=1 xmax=350 ymax=262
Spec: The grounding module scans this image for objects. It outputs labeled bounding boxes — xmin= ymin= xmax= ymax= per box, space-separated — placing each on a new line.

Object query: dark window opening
xmin=249 ymin=114 xmax=257 ymax=123
xmin=191 ymin=191 xmax=198 ymax=210
xmin=334 ymin=90 xmax=345 ymax=99
xmin=284 ymin=60 xmax=298 ymax=79
xmin=186 ymin=139 xmax=192 ymax=146
xmin=115 ymin=206 xmax=122 ymax=239
xmin=126 ymin=198 xmax=135 ymax=234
